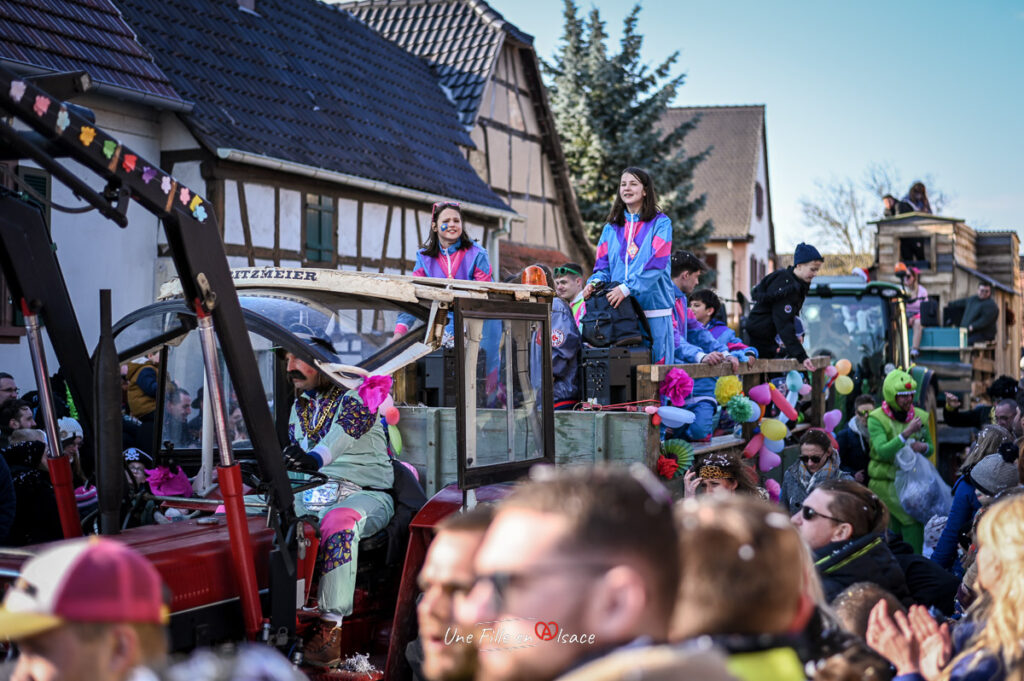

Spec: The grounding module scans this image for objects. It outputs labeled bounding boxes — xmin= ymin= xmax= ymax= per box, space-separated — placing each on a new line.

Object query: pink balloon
xmin=758 ymin=447 xmax=782 ymax=472
xmin=644 ymin=405 xmax=659 ymax=415
xmin=385 ymin=406 xmax=401 ymax=425
xmin=771 ymin=386 xmax=798 ymax=421
xmin=823 ymin=408 xmax=842 ymax=432
xmin=765 ymin=478 xmax=781 ymax=502
xmin=748 ymin=383 xmax=771 ymax=405
xmin=743 ymin=433 xmax=764 ymax=459
xmin=798 ymin=384 xmax=812 ymax=396
xmin=824 ymin=365 xmax=838 ymax=378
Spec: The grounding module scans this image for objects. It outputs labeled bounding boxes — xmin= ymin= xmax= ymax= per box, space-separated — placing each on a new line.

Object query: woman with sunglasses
xmin=780 ymin=429 xmax=853 ymax=514
xmin=792 ymin=479 xmax=911 ymax=604
xmin=581 ymin=167 xmax=675 ymax=364
xmin=393 ymin=201 xmax=493 ymax=339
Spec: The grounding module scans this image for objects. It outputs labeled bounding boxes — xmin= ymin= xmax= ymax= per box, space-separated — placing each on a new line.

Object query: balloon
xmin=835 ymin=358 xmax=852 ymax=376
xmin=746 ymin=403 xmax=763 ymax=422
xmin=652 ymin=414 xmax=661 ymax=426
xmin=824 ymin=365 xmax=838 ymax=379
xmin=658 ymin=406 xmax=695 ymax=429
xmin=385 ymin=406 xmax=401 ymax=425
xmin=388 ymin=424 xmax=403 ymax=457
xmin=765 ymin=478 xmax=781 ymax=503
xmin=763 ymin=437 xmax=785 ymax=453
xmin=743 ymin=433 xmax=764 ymax=459
xmin=798 ymin=384 xmax=812 ymax=396
xmin=758 ymin=447 xmax=782 ymax=472
xmin=748 ymin=383 xmax=771 ymax=406
xmin=644 ymin=405 xmax=659 ymax=415
xmin=785 ymin=370 xmax=804 ymax=393
xmin=787 ymin=391 xmax=799 ymax=406
xmin=823 ymin=409 xmax=842 ymax=433
xmin=760 ymin=418 xmax=787 ymax=441
xmin=834 ymin=375 xmax=854 ymax=395
xmin=770 ymin=384 xmax=798 ymax=421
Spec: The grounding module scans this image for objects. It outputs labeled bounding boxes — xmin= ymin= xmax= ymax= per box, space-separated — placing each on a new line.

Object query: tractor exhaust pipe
xmin=94 ymin=290 xmax=123 ymax=534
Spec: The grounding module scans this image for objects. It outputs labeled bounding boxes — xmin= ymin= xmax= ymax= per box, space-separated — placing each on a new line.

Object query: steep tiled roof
xmin=340 ymin=0 xmax=533 ymax=127
xmin=114 ymin=0 xmax=509 ymax=210
xmin=0 ymin=0 xmax=183 ymax=104
xmin=657 ymin=105 xmax=766 ymax=240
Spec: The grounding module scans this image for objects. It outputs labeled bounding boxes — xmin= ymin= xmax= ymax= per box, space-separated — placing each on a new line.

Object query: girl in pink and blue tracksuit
xmin=584 ymin=168 xmax=675 ymax=364
xmin=394 ymin=201 xmax=492 ymax=338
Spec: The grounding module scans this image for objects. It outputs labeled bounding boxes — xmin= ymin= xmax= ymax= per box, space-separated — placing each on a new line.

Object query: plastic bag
xmin=893 ymin=445 xmax=952 ymax=524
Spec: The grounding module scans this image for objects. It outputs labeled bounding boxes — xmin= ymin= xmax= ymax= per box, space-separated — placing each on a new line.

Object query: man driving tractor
xmin=281 ymin=331 xmax=395 ymax=667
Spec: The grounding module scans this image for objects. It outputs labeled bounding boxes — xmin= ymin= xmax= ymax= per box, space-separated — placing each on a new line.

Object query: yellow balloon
xmin=834 ymin=374 xmax=854 ymax=395
xmin=835 ymin=358 xmax=852 ymax=376
xmin=760 ymin=418 xmax=787 ymax=441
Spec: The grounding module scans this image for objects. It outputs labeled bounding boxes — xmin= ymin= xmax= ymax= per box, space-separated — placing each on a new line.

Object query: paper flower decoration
xmin=726 ymin=395 xmax=756 ymax=423
xmin=662 ymin=439 xmax=695 ymax=472
xmin=659 ymin=367 xmax=694 ymax=407
xmin=357 ymin=374 xmax=393 ymax=414
xmin=657 ymin=455 xmax=680 ymax=480
xmin=715 ymin=375 xmax=743 ymax=405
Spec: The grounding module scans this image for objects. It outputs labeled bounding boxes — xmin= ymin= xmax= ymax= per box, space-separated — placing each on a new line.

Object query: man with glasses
xmin=552 ymin=263 xmax=586 ymax=330
xmin=410 ymin=505 xmax=494 ymax=681
xmin=0 ymin=372 xmax=17 ymax=401
xmin=836 ymin=394 xmax=875 ymax=483
xmin=458 ymin=466 xmax=679 ymax=681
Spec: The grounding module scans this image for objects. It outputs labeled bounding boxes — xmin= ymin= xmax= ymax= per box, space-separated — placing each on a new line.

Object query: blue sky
xmin=490 ymin=0 xmax=1024 ymax=252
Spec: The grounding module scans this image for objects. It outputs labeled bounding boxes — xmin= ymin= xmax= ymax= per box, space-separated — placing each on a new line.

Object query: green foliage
xmin=543 ymin=1 xmax=712 ymax=249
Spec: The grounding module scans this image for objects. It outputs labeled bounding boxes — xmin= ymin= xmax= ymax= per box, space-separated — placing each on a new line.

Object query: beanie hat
xmin=969 ymin=446 xmax=1020 ymax=497
xmin=793 ymin=243 xmax=823 ymax=266
xmin=57 ymin=417 xmax=82 ymax=443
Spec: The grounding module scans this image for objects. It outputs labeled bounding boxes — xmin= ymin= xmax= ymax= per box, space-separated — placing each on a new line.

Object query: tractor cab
xmin=805 ymin=276 xmax=934 ymax=423
xmin=111 ymin=267 xmax=556 ymax=674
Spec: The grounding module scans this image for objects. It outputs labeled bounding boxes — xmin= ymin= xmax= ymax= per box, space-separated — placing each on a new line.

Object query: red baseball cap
xmin=0 ymin=537 xmax=168 ymax=639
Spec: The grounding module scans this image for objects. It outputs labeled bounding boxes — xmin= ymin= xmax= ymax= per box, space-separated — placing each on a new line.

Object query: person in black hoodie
xmin=791 ymin=479 xmax=911 ymax=604
xmin=746 ymin=242 xmax=823 ymax=371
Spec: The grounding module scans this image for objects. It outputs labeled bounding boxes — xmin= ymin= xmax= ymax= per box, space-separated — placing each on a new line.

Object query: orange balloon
xmin=835 ymin=358 xmax=852 ymax=376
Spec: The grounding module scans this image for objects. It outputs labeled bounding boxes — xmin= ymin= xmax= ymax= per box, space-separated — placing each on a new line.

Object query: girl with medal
xmin=393 ymin=201 xmax=493 ymax=339
xmin=582 ymin=167 xmax=676 ymax=363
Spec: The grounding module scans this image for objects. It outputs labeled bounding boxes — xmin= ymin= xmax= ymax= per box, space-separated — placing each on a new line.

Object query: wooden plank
xmin=634 ymin=364 xmax=662 ymax=471
xmin=972 ymin=357 xmax=995 ymax=374
xmin=647 ymin=356 xmax=831 ymax=382
xmin=691 ymin=435 xmax=744 ymax=456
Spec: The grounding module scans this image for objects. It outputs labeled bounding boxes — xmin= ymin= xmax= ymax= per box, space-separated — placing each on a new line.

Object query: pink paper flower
xmin=357 ymin=374 xmax=393 ymax=413
xmin=659 ymin=367 xmax=694 ymax=407
xmin=146 ymin=466 xmax=193 ymax=497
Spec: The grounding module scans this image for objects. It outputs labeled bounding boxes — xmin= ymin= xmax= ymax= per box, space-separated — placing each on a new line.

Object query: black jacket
xmin=886 ymin=534 xmax=959 ymax=615
xmin=814 ymin=533 xmax=911 ymax=605
xmin=961 ymin=295 xmax=998 ymax=344
xmin=2 ymin=441 xmax=63 ymax=546
xmin=746 ymin=267 xmax=810 ymax=362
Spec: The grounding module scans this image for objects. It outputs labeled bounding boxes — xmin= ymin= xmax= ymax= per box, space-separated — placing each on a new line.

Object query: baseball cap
xmin=0 ymin=537 xmax=169 ymax=640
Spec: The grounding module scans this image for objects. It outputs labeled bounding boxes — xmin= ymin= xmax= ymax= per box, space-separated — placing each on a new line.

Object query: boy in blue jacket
xmin=688 ymin=288 xmax=758 ymax=360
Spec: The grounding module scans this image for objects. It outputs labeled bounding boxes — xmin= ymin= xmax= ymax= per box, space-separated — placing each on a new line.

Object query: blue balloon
xmin=786 ymin=370 xmax=803 ymax=393
xmin=658 ymin=406 xmax=696 ymax=429
xmin=763 ymin=437 xmax=785 ymax=453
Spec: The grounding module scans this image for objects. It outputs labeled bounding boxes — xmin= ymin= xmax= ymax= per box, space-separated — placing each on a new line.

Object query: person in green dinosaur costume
xmin=866 ymin=368 xmax=932 ymax=553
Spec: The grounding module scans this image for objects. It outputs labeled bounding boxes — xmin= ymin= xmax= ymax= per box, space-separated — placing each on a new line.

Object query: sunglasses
xmin=799 ymin=455 xmax=824 ymax=465
xmin=553 ymin=266 xmax=582 ymax=277
xmin=856 ymin=409 xmax=873 ymax=417
xmin=797 ymin=504 xmax=846 ymax=524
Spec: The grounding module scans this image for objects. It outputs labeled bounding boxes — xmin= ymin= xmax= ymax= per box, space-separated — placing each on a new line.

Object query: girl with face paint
xmin=393 ymin=201 xmax=493 ymax=339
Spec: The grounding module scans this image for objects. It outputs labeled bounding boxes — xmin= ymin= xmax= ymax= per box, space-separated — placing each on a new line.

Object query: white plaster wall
xmin=0 ymin=98 xmax=164 ymax=393
xmin=748 ymin=133 xmax=773 ymax=266
xmin=708 ymin=244 xmax=734 ymax=303
xmin=247 ymin=184 xmax=276 ymax=249
xmin=337 ymin=198 xmax=359 ymax=257
xmin=279 ymin=190 xmax=301 ymax=253
xmin=222 ymin=180 xmax=244 ymax=247
xmin=360 ymin=203 xmax=388 ymax=266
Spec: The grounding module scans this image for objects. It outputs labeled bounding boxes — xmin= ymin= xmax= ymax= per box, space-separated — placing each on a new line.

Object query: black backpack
xmin=580 ymin=281 xmax=651 ymax=348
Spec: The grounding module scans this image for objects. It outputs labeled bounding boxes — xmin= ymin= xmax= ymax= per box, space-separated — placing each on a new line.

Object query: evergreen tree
xmin=544 ymin=1 xmax=712 ymax=249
